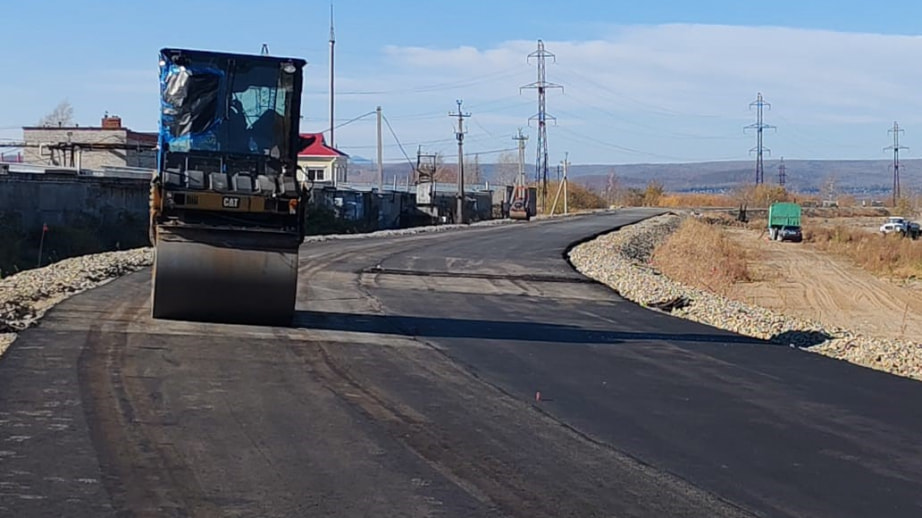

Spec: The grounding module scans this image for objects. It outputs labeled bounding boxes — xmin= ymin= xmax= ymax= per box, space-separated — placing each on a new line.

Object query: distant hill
xmin=564 ymin=160 xmax=921 ymax=195
xmin=349 ymin=159 xmax=922 ymax=196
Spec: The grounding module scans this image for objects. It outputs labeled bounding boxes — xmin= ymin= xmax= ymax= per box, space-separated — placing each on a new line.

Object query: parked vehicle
xmin=768 ymin=202 xmax=802 ymax=242
xmin=777 ymin=225 xmax=803 ymax=242
xmin=880 ymin=217 xmax=921 ymax=239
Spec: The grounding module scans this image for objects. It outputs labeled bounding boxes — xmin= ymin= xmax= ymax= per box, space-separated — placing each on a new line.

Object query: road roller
xmin=508 ymin=184 xmax=531 ymax=221
xmin=150 ymin=48 xmax=311 ymax=325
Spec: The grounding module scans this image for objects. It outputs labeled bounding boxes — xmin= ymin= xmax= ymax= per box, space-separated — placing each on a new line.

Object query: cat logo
xmin=222 ymin=196 xmax=241 ymax=209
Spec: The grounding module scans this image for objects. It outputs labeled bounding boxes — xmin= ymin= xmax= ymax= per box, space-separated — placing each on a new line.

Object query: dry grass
xmin=652 ymin=218 xmax=751 ymax=295
xmin=657 ymin=193 xmax=735 ymax=208
xmin=539 ymin=181 xmax=608 ymax=214
xmin=805 ymin=226 xmax=922 ymax=279
xmin=802 ymin=206 xmax=892 ymax=218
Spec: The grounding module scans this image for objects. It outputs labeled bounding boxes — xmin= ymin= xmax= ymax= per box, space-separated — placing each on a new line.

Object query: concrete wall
xmin=0 ymin=173 xmax=149 ymax=230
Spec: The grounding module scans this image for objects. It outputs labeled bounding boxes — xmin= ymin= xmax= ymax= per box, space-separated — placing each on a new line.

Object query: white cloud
xmin=338 ymin=24 xmax=922 ymax=162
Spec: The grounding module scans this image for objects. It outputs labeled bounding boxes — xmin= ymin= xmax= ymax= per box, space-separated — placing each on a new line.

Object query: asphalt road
xmin=3 ymin=208 xmax=922 ymax=517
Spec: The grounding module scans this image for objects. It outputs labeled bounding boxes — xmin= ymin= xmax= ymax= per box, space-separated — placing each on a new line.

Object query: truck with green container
xmin=767 ymin=202 xmax=802 ymax=242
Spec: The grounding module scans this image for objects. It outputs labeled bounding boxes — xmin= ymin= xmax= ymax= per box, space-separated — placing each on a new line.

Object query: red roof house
xmin=297 ymin=133 xmax=349 ymax=183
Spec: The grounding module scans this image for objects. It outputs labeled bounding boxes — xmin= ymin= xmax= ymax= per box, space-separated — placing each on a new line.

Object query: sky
xmin=3 ymin=1 xmax=922 ymax=166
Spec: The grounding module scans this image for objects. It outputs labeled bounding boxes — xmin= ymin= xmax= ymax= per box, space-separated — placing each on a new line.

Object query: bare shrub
xmin=652 ymin=218 xmax=750 ymax=295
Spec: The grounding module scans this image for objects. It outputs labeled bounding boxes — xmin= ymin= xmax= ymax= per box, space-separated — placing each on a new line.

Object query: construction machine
xmin=149 ymin=48 xmax=311 ymax=325
xmin=508 ymin=184 xmax=532 ymax=220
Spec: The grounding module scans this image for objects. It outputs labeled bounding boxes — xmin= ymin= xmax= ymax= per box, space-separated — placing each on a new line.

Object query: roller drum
xmin=151 ymin=226 xmax=300 ymax=325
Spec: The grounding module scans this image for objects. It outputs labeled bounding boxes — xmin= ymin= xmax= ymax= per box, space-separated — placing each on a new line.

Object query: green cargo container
xmin=768 ymin=202 xmax=802 ymax=241
xmin=768 ymin=202 xmax=801 ymax=227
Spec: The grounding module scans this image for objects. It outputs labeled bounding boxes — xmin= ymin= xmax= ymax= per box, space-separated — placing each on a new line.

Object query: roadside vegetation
xmin=536 ymin=180 xmax=609 ymax=214
xmin=651 ymin=217 xmax=751 ymax=296
xmin=804 ymin=225 xmax=922 ymax=279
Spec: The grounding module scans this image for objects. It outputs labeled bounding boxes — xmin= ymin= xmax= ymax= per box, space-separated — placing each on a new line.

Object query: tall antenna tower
xmin=778 ymin=157 xmax=787 ymax=186
xmin=260 ymin=43 xmax=270 ymax=56
xmin=329 ymin=2 xmax=336 ymax=149
xmin=884 ymin=121 xmax=908 ymax=206
xmin=521 ymin=40 xmax=562 ymax=212
xmin=745 ymin=93 xmax=775 ymax=185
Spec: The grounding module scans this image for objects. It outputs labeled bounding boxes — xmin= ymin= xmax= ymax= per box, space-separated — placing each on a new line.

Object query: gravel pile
xmin=569 ymin=214 xmax=922 ymax=382
xmin=0 ymin=248 xmax=153 ymax=355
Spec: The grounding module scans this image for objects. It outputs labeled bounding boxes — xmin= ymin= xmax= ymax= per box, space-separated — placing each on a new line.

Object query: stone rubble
xmin=0 ymin=248 xmax=153 ymax=355
xmin=568 ymin=214 xmax=922 ymax=382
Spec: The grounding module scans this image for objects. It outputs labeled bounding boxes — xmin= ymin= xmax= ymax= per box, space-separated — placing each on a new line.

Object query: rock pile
xmin=0 ymin=248 xmax=153 ymax=354
xmin=569 ymin=214 xmax=922 ymax=382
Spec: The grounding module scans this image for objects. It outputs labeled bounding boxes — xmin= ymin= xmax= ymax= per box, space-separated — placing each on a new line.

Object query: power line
xmin=463 ymin=147 xmax=517 ymax=158
xmin=745 ymin=92 xmax=776 ymax=185
xmin=778 ymin=157 xmax=787 ymax=186
xmin=449 ymin=100 xmax=471 ymax=223
xmin=884 ymin=121 xmax=908 ymax=206
xmin=315 ymin=110 xmax=376 ymax=135
xmin=339 ymin=70 xmax=520 ymax=96
xmin=381 ymin=113 xmax=415 ymax=171
xmin=555 ymin=126 xmax=694 ymax=162
xmin=521 ymin=39 xmax=563 ymax=213
xmin=554 ymin=64 xmax=723 ymax=119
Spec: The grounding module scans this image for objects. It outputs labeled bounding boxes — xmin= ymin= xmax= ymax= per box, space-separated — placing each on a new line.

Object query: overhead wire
xmin=339 ymin=69 xmax=521 ymax=96
xmin=381 ymin=114 xmax=416 ymax=171
xmin=555 ymin=63 xmax=723 ymax=119
xmin=319 ymin=110 xmax=376 ymax=134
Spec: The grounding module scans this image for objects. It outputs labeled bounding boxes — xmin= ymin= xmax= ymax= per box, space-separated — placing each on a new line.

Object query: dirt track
xmin=725 ymin=228 xmax=922 ymax=342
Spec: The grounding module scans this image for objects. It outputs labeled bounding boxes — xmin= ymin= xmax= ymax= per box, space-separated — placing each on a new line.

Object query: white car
xmin=880 ymin=222 xmax=906 ymax=235
xmin=881 ymin=217 xmax=921 ymax=238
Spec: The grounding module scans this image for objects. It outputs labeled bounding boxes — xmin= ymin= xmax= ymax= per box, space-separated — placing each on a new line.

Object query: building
xmin=22 ymin=115 xmax=157 ymax=170
xmin=297 ymin=132 xmax=349 ymax=184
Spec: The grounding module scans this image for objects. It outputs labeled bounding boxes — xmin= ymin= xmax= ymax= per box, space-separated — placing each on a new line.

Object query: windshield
xmin=159 ymin=50 xmax=299 ymax=158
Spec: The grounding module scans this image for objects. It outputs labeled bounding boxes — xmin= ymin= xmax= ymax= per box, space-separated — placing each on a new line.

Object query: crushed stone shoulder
xmin=568 ymin=214 xmax=922 ymax=382
xmin=0 ymin=248 xmax=153 ymax=355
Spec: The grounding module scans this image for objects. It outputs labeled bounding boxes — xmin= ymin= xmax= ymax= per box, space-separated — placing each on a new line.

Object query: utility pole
xmin=376 ymin=106 xmax=383 ymax=192
xmin=513 ymin=129 xmax=528 ymax=188
xmin=745 ymin=92 xmax=775 ymax=185
xmin=450 ymin=100 xmax=470 ymax=224
xmin=521 ymin=40 xmax=562 ymax=213
xmin=329 ymin=2 xmax=336 ymax=149
xmin=550 ymin=152 xmax=571 ymax=216
xmin=778 ymin=157 xmax=787 ymax=187
xmin=563 ymin=152 xmax=569 ymax=215
xmin=884 ymin=121 xmax=908 ymax=206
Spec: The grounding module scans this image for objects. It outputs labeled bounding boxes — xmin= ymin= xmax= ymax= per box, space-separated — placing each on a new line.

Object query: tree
xmin=642 ymin=180 xmax=664 ymax=206
xmin=433 ymin=153 xmax=456 ymax=183
xmin=464 ymin=153 xmax=483 ymax=185
xmin=493 ymin=152 xmax=518 ymax=186
xmin=37 ymin=99 xmax=74 ymax=127
xmin=604 ymin=168 xmax=621 ymax=205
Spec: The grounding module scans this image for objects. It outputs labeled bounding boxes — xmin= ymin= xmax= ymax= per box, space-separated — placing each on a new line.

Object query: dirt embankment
xmin=724 ymin=228 xmax=922 ymax=342
xmin=572 ymin=213 xmax=922 ymax=382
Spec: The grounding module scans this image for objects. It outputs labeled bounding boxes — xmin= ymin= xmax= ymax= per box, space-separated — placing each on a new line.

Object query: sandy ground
xmin=725 ymin=228 xmax=922 ymax=342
